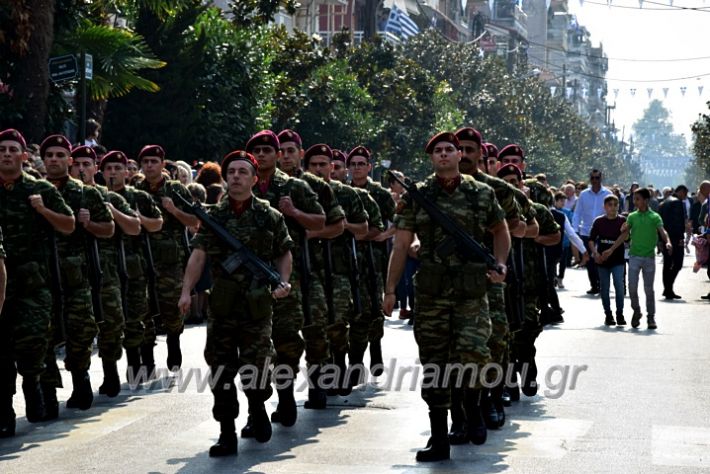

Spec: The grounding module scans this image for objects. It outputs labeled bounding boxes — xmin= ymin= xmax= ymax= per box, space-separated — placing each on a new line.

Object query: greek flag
xmin=384 ymin=5 xmax=420 ymax=40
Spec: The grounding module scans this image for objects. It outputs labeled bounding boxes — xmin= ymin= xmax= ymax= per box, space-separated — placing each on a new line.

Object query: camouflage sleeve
xmin=394 ymin=190 xmax=415 ymax=231
xmin=511 ymin=186 xmax=531 ymax=218
xmin=317 ymin=181 xmax=345 ymax=224
xmin=85 ymin=186 xmax=112 ymax=223
xmin=171 ymin=182 xmax=194 ymax=212
xmin=347 ymin=188 xmax=368 ymax=224
xmin=191 ymin=206 xmax=218 ymax=252
xmin=292 ymin=179 xmax=324 ymax=216
xmin=483 ymin=187 xmax=506 ymax=229
xmin=376 ymin=186 xmax=396 ymax=223
xmin=493 ymin=180 xmax=520 ymax=221
xmin=535 ymin=204 xmax=560 ymax=235
xmin=108 ymin=191 xmax=136 ymax=217
xmin=35 ymin=180 xmax=73 ymax=216
xmin=137 ymin=190 xmax=162 ymax=218
xmin=364 ymin=192 xmax=384 ymax=231
xmin=272 ymin=212 xmax=294 ymax=256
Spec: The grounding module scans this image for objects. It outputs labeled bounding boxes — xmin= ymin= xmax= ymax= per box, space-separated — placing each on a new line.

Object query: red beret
xmin=332 ymin=149 xmax=346 ymax=162
xmin=303 ymin=143 xmax=332 ymax=166
xmin=100 ymin=150 xmax=128 ymax=170
xmin=425 ymin=132 xmax=459 ymax=154
xmin=221 ymin=150 xmax=258 ymax=178
xmin=497 ymin=164 xmax=523 ymax=181
xmin=137 ymin=145 xmax=165 ymax=163
xmin=40 ymin=134 xmax=72 ymax=157
xmin=246 ymin=130 xmax=279 ymax=152
xmin=346 ymin=146 xmax=370 ymax=166
xmin=277 ymin=129 xmax=302 ymax=148
xmin=72 ymin=145 xmax=98 ymax=162
xmin=454 ymin=127 xmax=482 ymax=146
xmin=498 ymin=144 xmax=525 ymax=161
xmin=0 ymin=129 xmax=27 ymax=149
xmin=483 ymin=142 xmax=498 ymax=159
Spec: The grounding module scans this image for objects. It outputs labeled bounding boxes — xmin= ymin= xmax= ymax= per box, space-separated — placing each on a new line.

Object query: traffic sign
xmin=48 ymin=54 xmax=78 ymax=84
xmin=85 ymin=54 xmax=93 ymax=80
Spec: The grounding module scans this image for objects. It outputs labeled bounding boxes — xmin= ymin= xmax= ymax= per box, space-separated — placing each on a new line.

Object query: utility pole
xmin=78 ymin=49 xmax=87 ymax=145
xmin=363 ymin=0 xmax=378 ymax=41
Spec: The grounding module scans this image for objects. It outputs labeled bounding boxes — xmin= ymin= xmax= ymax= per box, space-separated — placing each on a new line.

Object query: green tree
xmin=689 ymin=101 xmax=710 ymax=189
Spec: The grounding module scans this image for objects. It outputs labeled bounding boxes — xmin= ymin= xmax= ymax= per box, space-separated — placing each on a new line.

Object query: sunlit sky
xmin=567 ymin=0 xmax=710 ymax=144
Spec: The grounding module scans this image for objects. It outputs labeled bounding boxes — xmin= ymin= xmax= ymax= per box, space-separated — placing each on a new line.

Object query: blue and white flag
xmin=384 ymin=5 xmax=420 ymax=40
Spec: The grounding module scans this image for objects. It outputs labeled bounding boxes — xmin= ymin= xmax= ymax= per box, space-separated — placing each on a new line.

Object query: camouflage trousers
xmin=511 ymin=294 xmax=542 ymax=373
xmin=303 ymin=272 xmax=331 ymax=367
xmin=328 ymin=273 xmax=353 ymax=355
xmin=0 ymin=275 xmax=52 ymax=396
xmin=43 ymin=274 xmax=99 ymax=387
xmin=97 ymin=260 xmax=125 ymax=362
xmin=349 ymin=267 xmax=384 ymax=352
xmin=155 ymin=260 xmax=184 ymax=336
xmin=204 ymin=279 xmax=274 ymax=422
xmin=272 ymin=270 xmax=305 ymax=374
xmin=486 ymin=283 xmax=509 ymax=382
xmin=122 ymin=270 xmax=151 ymax=350
xmin=414 ymin=292 xmax=492 ymax=409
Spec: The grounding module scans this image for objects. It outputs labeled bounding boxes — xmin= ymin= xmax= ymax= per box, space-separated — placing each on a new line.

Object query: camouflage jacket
xmin=329 ymin=179 xmax=369 ymax=273
xmin=93 ymin=184 xmax=136 ymax=262
xmin=113 ymin=185 xmax=162 ymax=257
xmin=135 ymin=178 xmax=193 ymax=241
xmin=54 ymin=177 xmax=112 ymax=257
xmin=523 ymin=202 xmax=560 ymax=292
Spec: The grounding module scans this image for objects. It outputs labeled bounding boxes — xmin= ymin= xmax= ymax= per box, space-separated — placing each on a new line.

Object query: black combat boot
xmin=41 ymin=384 xmax=59 ymax=421
xmin=326 ymin=352 xmax=348 ymax=396
xmin=481 ymin=389 xmax=501 ymax=430
xmin=0 ymin=395 xmax=15 ymax=438
xmin=66 ymin=370 xmax=93 ymax=410
xmin=448 ymin=387 xmax=468 ymax=445
xmin=490 ymin=382 xmax=506 ymax=428
xmin=140 ymin=344 xmax=156 ymax=381
xmin=99 ymin=359 xmax=121 ymax=397
xmin=369 ymin=340 xmax=384 ymax=377
xmin=347 ymin=345 xmax=367 ymax=388
xmin=304 ymin=366 xmax=327 ymax=410
xmin=242 ymin=398 xmax=272 ymax=443
xmin=166 ymin=334 xmax=182 ymax=371
xmin=519 ymin=350 xmax=539 ymax=397
xmin=209 ymin=419 xmax=238 ymax=457
xmin=125 ymin=347 xmax=142 ymax=385
xmin=416 ymin=408 xmax=450 ymax=462
xmin=22 ymin=377 xmax=46 ymax=422
xmin=269 ymin=382 xmax=297 ymax=427
xmin=465 ymin=389 xmax=487 ymax=445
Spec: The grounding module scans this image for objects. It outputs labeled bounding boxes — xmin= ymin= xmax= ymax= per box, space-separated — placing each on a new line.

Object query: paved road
xmin=1 ymin=257 xmax=709 ymax=473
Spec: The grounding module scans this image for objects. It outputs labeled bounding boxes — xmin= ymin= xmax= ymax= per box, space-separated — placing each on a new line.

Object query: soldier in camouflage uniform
xmin=347 ymin=147 xmax=396 ymax=375
xmin=135 ymin=145 xmax=198 ymax=372
xmin=101 ymin=151 xmax=164 ymax=383
xmin=497 ymin=157 xmax=560 ymax=399
xmin=308 ymin=148 xmax=369 ymax=395
xmin=277 ymin=132 xmax=347 ymax=408
xmin=41 ymin=135 xmax=114 ymax=415
xmin=384 ymin=132 xmax=510 ymax=462
xmin=245 ymin=130 xmax=324 ymax=431
xmin=71 ymin=147 xmax=141 ymax=396
xmin=447 ymin=127 xmax=525 ymax=441
xmin=0 ymin=129 xmax=75 ymax=437
xmin=178 ymin=151 xmax=294 ymax=457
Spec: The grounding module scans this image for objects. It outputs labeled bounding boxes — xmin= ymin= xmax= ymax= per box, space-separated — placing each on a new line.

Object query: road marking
xmin=653 ymin=425 xmax=710 ymax=468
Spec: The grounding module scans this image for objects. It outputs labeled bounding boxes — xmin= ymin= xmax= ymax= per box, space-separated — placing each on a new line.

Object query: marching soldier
xmin=277 ymin=132 xmax=347 ymax=408
xmin=41 ymin=134 xmax=113 ymax=415
xmin=101 ymin=151 xmax=164 ymax=382
xmin=246 ymin=130 xmax=324 ymax=431
xmin=497 ymin=155 xmax=560 ymax=398
xmin=71 ymin=146 xmax=140 ymax=397
xmin=346 ymin=147 xmax=395 ymax=376
xmin=178 ymin=150 xmax=293 ymax=457
xmin=384 ymin=132 xmax=510 ymax=462
xmin=306 ymin=148 xmax=369 ymax=394
xmin=0 ymin=129 xmax=74 ymax=436
xmin=135 ymin=145 xmax=198 ymax=371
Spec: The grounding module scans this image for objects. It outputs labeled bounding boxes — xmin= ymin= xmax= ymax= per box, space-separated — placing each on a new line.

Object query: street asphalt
xmin=1 ymin=256 xmax=709 ymax=473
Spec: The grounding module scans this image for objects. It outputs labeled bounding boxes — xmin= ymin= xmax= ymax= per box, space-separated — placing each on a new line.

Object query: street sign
xmin=85 ymin=53 xmax=93 ymax=80
xmin=48 ymin=54 xmax=78 ymax=84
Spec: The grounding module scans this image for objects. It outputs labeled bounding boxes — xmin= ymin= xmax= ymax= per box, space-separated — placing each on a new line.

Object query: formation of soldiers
xmin=0 ymin=126 xmax=563 ymax=463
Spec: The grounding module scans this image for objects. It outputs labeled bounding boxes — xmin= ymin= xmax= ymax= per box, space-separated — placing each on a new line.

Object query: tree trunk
xmin=13 ymin=0 xmax=55 ymax=143
xmin=362 ymin=0 xmax=378 ymax=41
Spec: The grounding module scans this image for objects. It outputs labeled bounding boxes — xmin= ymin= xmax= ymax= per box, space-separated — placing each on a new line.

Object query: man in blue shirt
xmin=572 ymin=169 xmax=612 ymax=295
